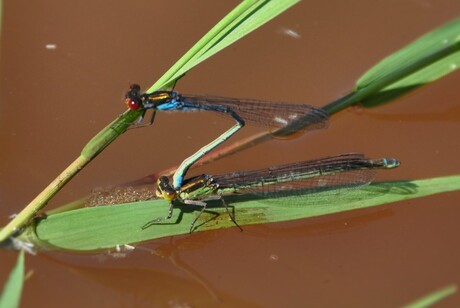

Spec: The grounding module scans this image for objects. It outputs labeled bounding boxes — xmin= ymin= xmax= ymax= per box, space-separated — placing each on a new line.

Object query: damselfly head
xmin=125 ymin=84 xmax=143 ymax=111
xmin=124 ymin=98 xmax=142 ymax=110
xmin=156 ymin=176 xmax=176 ymax=201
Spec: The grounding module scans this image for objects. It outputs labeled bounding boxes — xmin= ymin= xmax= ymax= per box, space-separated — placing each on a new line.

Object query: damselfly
xmin=125 ymin=84 xmax=329 ymax=189
xmin=144 ymin=153 xmax=400 ymax=232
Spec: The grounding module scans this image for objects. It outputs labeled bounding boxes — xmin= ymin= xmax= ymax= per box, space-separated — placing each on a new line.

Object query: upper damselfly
xmin=125 ymin=84 xmax=329 ymax=189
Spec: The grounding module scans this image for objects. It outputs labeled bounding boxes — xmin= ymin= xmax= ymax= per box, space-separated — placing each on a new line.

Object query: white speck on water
xmin=45 ymin=44 xmax=57 ymax=50
xmin=278 ymin=27 xmax=301 ymax=39
xmin=269 ymin=254 xmax=279 ymax=262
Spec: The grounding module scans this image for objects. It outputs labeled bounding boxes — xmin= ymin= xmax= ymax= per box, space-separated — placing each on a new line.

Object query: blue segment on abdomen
xmin=156 ymin=99 xmax=200 ymax=111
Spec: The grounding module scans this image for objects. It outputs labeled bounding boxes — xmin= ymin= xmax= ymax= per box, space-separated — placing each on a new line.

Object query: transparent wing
xmin=181 ymin=94 xmax=329 ymax=133
xmin=211 ymin=153 xmax=392 ymax=207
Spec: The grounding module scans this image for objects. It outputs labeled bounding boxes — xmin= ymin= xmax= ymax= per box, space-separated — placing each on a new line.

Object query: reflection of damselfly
xmin=145 ymin=153 xmax=400 ymax=232
xmin=125 ymin=84 xmax=329 ymax=189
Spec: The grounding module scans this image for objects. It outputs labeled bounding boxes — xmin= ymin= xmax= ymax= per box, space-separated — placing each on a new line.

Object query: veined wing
xmin=180 ymin=94 xmax=329 ymax=133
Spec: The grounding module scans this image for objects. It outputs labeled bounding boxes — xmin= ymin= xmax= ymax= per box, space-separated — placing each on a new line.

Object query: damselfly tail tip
xmin=369 ymin=158 xmax=400 ymax=169
xmin=381 ymin=158 xmax=400 ymax=169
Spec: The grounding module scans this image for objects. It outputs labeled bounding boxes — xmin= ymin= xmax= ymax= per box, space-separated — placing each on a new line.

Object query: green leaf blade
xmin=403 ymin=284 xmax=457 ymax=308
xmin=323 ymin=18 xmax=460 ymax=114
xmin=27 ymin=175 xmax=460 ymax=252
xmin=148 ymin=0 xmax=300 ymax=92
xmin=357 ymin=18 xmax=460 ymax=106
xmin=0 ymin=251 xmax=25 ymax=308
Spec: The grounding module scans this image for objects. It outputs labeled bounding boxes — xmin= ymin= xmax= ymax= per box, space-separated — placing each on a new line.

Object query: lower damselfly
xmin=125 ymin=84 xmax=329 ymax=189
xmin=144 ymin=153 xmax=400 ymax=232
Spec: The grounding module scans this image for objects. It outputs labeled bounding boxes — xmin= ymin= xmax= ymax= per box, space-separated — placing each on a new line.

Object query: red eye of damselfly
xmin=124 ymin=98 xmax=141 ymax=110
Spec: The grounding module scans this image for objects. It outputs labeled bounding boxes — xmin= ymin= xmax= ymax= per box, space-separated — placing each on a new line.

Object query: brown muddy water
xmin=1 ymin=1 xmax=460 ymax=307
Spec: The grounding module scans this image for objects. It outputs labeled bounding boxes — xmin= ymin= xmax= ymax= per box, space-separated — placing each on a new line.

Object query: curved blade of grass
xmin=0 ymin=0 xmax=299 ymax=243
xmin=403 ymin=284 xmax=457 ymax=308
xmin=148 ymin=0 xmax=299 ymax=91
xmin=21 ymin=175 xmax=460 ymax=251
xmin=0 ymin=250 xmax=24 ymax=308
xmin=324 ymin=18 xmax=460 ymax=114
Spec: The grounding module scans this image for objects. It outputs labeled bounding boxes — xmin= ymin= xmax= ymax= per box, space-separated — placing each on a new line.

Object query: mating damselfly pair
xmin=124 ymin=85 xmax=400 ymax=232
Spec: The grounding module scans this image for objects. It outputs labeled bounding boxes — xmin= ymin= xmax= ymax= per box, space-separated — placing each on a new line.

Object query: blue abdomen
xmin=156 ymin=99 xmax=200 ymax=111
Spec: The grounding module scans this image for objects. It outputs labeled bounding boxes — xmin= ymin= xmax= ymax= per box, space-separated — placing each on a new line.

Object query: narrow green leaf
xmin=0 ymin=250 xmax=25 ymax=308
xmin=403 ymin=284 xmax=457 ymax=308
xmin=27 ymin=175 xmax=460 ymax=251
xmin=323 ymin=18 xmax=460 ymax=115
xmin=358 ymin=18 xmax=460 ymax=107
xmin=147 ymin=0 xmax=300 ymax=92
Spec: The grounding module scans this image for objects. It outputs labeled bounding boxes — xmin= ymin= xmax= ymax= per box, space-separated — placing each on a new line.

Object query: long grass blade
xmin=24 ymin=175 xmax=460 ymax=251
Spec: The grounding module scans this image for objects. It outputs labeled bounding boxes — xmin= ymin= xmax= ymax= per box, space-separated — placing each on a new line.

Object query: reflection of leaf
xmin=46 ymin=256 xmax=244 ymax=306
xmin=21 ymin=175 xmax=460 ymax=252
xmin=355 ymin=84 xmax=421 ymax=108
xmin=364 ymin=104 xmax=460 ymax=123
